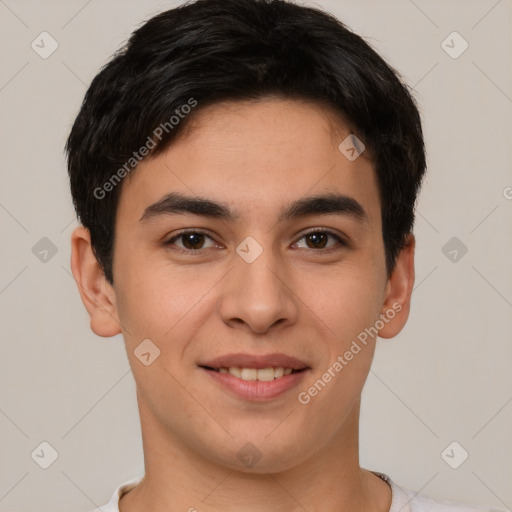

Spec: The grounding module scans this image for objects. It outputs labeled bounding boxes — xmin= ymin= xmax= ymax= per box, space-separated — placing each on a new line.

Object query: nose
xmin=218 ymin=242 xmax=299 ymax=335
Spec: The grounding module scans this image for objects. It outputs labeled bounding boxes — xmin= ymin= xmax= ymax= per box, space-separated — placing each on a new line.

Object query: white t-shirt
xmin=91 ymin=471 xmax=509 ymax=512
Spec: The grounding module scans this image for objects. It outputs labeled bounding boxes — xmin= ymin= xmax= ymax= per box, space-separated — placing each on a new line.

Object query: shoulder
xmin=372 ymin=471 xmax=509 ymax=512
xmin=89 ymin=477 xmax=143 ymax=512
xmin=402 ymin=488 xmax=505 ymax=512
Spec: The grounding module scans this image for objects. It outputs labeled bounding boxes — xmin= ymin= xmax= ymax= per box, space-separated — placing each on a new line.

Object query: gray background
xmin=0 ymin=0 xmax=511 ymax=510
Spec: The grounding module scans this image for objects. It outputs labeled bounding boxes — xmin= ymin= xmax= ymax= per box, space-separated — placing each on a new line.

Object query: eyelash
xmin=163 ymin=227 xmax=348 ymax=254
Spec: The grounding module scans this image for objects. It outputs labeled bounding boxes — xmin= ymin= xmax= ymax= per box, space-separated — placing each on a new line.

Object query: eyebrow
xmin=139 ymin=191 xmax=369 ymax=225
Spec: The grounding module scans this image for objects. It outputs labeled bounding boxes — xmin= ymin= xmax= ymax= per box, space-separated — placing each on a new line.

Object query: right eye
xmin=163 ymin=230 xmax=219 ymax=252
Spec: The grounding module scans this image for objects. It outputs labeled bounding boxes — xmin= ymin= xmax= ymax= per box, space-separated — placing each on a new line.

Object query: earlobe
xmin=378 ymin=233 xmax=415 ymax=339
xmin=70 ymin=226 xmax=122 ymax=338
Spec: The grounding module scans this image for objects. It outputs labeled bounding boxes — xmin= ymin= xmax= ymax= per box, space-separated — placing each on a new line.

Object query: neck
xmin=119 ymin=394 xmax=391 ymax=512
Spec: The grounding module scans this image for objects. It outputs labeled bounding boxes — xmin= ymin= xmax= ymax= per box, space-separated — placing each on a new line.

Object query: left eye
xmin=294 ymin=230 xmax=345 ymax=250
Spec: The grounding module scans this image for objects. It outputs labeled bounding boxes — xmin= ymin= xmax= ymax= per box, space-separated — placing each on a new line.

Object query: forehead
xmin=117 ymin=97 xmax=381 ymax=227
xmin=170 ymin=97 xmax=369 ymax=164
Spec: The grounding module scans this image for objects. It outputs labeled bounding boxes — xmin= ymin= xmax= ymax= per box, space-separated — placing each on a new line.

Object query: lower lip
xmin=201 ymin=367 xmax=309 ymax=401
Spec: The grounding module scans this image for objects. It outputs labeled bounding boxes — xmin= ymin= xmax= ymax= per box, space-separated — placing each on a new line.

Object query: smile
xmin=205 ymin=366 xmax=302 ymax=381
xmin=200 ymin=365 xmax=309 ymax=401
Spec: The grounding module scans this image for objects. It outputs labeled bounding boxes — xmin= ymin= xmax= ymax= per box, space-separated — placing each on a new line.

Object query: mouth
xmin=200 ymin=365 xmax=306 ymax=381
xmin=198 ymin=353 xmax=310 ymax=401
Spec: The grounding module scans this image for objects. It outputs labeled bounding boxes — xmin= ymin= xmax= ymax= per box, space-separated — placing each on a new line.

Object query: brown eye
xmin=165 ymin=231 xmax=216 ymax=251
xmin=304 ymin=232 xmax=328 ymax=249
xmin=181 ymin=233 xmax=206 ymax=250
xmin=295 ymin=230 xmax=346 ymax=250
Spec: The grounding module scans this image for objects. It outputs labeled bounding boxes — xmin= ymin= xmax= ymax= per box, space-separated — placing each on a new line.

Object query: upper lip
xmin=199 ymin=353 xmax=310 ymax=370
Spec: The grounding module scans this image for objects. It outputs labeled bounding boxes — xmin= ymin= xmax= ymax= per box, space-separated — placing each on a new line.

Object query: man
xmin=66 ymin=0 xmax=506 ymax=510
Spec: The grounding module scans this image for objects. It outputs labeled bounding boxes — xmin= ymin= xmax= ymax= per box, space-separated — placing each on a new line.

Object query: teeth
xmin=222 ymin=366 xmax=296 ymax=381
xmin=228 ymin=367 xmax=242 ymax=378
xmin=252 ymin=367 xmax=274 ymax=381
xmin=240 ymin=368 xmax=258 ymax=381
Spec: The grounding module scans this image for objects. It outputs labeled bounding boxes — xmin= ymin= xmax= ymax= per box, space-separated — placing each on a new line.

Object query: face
xmin=73 ymin=98 xmax=414 ymax=474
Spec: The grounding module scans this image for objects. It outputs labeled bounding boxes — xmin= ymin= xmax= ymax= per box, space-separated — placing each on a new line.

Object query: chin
xmin=204 ymin=431 xmax=311 ymax=475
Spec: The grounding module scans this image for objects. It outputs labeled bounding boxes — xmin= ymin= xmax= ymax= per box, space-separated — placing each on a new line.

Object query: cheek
xmin=296 ymin=272 xmax=380 ymax=424
xmin=114 ymin=249 xmax=220 ymax=344
xmin=308 ymin=264 xmax=383 ymax=342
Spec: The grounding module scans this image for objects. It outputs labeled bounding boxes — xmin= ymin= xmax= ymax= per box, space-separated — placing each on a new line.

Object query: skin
xmin=71 ymin=97 xmax=415 ymax=512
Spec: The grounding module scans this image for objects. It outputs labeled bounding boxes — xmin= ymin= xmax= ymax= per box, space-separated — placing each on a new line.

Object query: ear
xmin=378 ymin=233 xmax=415 ymax=339
xmin=70 ymin=226 xmax=122 ymax=338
